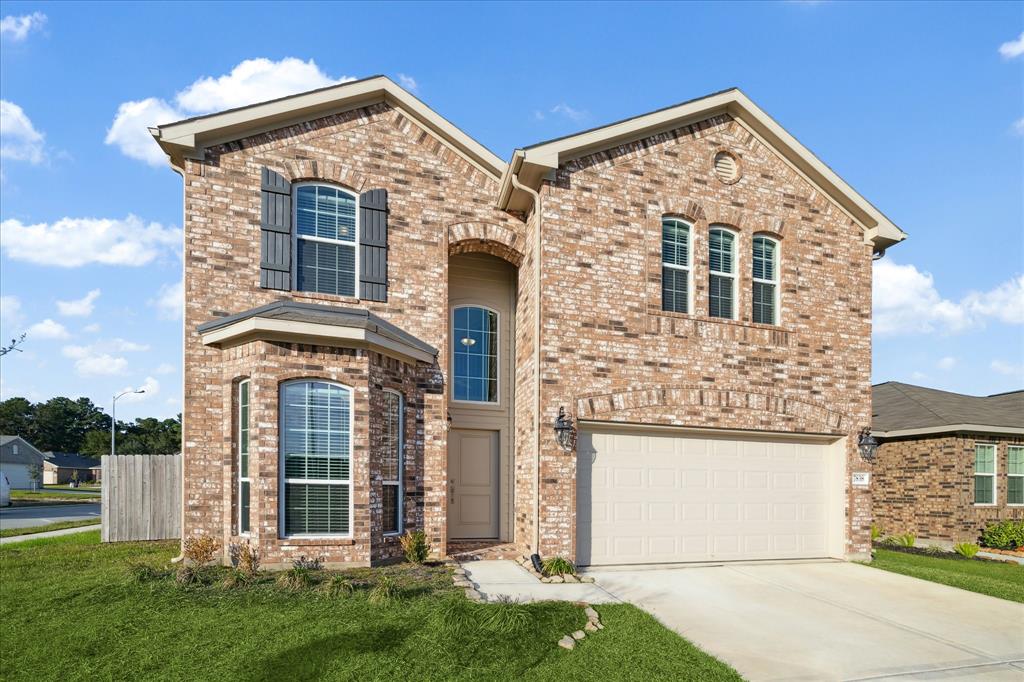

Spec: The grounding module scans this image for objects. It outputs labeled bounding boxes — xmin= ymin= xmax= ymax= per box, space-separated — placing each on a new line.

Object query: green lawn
xmin=0 ymin=519 xmax=100 ymax=539
xmin=43 ymin=484 xmax=101 ymax=491
xmin=869 ymin=548 xmax=1024 ymax=603
xmin=0 ymin=532 xmax=740 ymax=681
xmin=10 ymin=489 xmax=101 ymax=504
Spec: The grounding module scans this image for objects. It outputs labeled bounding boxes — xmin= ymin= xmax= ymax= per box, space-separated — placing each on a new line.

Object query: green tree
xmin=33 ymin=397 xmax=110 ymax=452
xmin=80 ymin=430 xmax=110 ymax=458
xmin=0 ymin=397 xmax=36 ymax=442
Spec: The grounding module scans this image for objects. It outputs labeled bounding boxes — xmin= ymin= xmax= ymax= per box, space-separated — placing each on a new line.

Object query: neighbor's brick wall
xmin=873 ymin=434 xmax=1024 ymax=543
xmin=533 ymin=113 xmax=875 ymax=559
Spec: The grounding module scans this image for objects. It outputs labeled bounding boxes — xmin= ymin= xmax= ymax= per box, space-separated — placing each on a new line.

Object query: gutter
xmin=872 ymin=423 xmax=1024 ymax=440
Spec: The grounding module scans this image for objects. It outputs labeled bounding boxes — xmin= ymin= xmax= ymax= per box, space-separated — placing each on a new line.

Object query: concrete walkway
xmin=0 ymin=524 xmax=100 ymax=545
xmin=461 ymin=560 xmax=620 ymax=603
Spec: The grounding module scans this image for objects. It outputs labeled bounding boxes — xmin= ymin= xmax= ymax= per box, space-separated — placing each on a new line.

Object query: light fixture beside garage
xmin=553 ymin=407 xmax=576 ymax=452
xmin=857 ymin=428 xmax=879 ymax=462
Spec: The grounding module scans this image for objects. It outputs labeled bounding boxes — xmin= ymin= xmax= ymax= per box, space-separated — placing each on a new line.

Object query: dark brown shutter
xmin=359 ymin=188 xmax=388 ymax=301
xmin=259 ymin=167 xmax=291 ymax=291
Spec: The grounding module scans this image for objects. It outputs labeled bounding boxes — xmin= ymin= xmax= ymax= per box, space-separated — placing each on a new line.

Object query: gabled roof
xmin=150 ymin=75 xmax=506 ymax=180
xmin=0 ymin=435 xmax=45 ymax=466
xmin=498 ymin=88 xmax=907 ymax=253
xmin=44 ymin=452 xmax=102 ymax=469
xmin=872 ymin=382 xmax=1024 ymax=438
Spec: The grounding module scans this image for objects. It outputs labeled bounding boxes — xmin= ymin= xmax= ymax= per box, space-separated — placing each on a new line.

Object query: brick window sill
xmin=280 ymin=538 xmax=357 ymax=547
xmin=648 ymin=307 xmax=790 ymax=333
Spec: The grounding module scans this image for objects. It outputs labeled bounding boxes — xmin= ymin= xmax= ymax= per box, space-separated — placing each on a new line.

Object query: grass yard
xmin=0 ymin=518 xmax=100 ymax=538
xmin=0 ymin=532 xmax=741 ymax=682
xmin=10 ymin=489 xmax=101 ymax=504
xmin=869 ymin=548 xmax=1024 ymax=603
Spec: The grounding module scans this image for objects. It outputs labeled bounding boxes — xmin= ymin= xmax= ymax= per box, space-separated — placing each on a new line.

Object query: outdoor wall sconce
xmin=857 ymin=427 xmax=878 ymax=462
xmin=445 ymin=411 xmax=453 ymax=432
xmin=553 ymin=406 xmax=576 ymax=452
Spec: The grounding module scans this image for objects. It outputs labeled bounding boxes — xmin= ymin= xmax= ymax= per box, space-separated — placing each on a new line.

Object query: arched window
xmin=279 ymin=380 xmax=352 ymax=537
xmin=382 ymin=390 xmax=404 ymax=535
xmin=661 ymin=218 xmax=691 ymax=313
xmin=294 ymin=183 xmax=359 ymax=297
xmin=752 ymin=235 xmax=779 ymax=325
xmin=708 ymin=226 xmax=737 ymax=320
xmin=452 ymin=305 xmax=499 ymax=403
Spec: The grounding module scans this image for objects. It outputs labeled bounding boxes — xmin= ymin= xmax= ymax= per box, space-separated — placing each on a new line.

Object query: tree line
xmin=0 ymin=396 xmax=181 ymax=458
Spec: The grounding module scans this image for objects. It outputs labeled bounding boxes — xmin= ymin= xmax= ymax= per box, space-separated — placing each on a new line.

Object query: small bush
xmin=277 ymin=566 xmax=314 ymax=591
xmin=541 ymin=556 xmax=576 ymax=577
xmin=319 ymin=575 xmax=355 ymax=598
xmin=922 ymin=545 xmax=946 ymax=556
xmin=292 ymin=555 xmax=323 ymax=570
xmin=399 ymin=530 xmax=431 ymax=564
xmin=183 ymin=535 xmax=220 ymax=566
xmin=369 ymin=575 xmax=400 ymax=604
xmin=175 ymin=565 xmax=201 ymax=587
xmin=871 ymin=524 xmax=883 ymax=542
xmin=221 ymin=569 xmax=252 ymax=589
xmin=979 ymin=520 xmax=1024 ymax=550
xmin=893 ymin=533 xmax=916 ymax=548
xmin=233 ymin=543 xmax=260 ymax=577
xmin=481 ymin=596 xmax=530 ymax=634
xmin=954 ymin=542 xmax=980 ymax=558
xmin=127 ymin=563 xmax=161 ymax=584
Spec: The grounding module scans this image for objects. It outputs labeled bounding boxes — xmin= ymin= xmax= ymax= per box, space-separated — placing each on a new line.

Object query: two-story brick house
xmin=152 ymin=76 xmax=905 ymax=568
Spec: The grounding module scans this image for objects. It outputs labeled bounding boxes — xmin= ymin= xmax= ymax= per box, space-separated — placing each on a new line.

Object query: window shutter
xmin=260 ymin=167 xmax=292 ymax=291
xmin=359 ymin=188 xmax=388 ymax=301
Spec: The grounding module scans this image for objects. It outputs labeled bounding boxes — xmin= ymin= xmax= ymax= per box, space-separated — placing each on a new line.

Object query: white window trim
xmin=709 ymin=225 xmax=738 ymax=321
xmin=238 ymin=379 xmax=251 ymax=536
xmin=974 ymin=442 xmax=998 ymax=507
xmin=291 ymin=182 xmax=361 ymax=298
xmin=278 ymin=379 xmax=355 ymax=539
xmin=1007 ymin=445 xmax=1024 ymax=506
xmin=661 ymin=218 xmax=693 ymax=315
xmin=450 ymin=304 xmax=501 ymax=406
xmin=752 ymin=235 xmax=780 ymax=326
xmin=382 ymin=389 xmax=404 ymax=536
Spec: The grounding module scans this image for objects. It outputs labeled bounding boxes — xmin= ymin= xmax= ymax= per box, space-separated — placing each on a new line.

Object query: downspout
xmin=168 ymin=156 xmax=187 ymax=563
xmin=509 ymin=170 xmax=543 ymax=555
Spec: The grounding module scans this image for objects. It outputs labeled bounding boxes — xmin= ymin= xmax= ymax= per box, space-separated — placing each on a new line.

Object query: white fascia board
xmin=873 ymin=424 xmax=1024 ymax=439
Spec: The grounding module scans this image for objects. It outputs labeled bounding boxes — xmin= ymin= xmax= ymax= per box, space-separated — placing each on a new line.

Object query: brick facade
xmin=873 ymin=435 xmax=1024 ymax=544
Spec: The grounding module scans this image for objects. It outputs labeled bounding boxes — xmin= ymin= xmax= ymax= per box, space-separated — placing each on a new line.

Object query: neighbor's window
xmin=661 ymin=218 xmax=691 ymax=314
xmin=295 ymin=184 xmax=358 ymax=297
xmin=280 ymin=380 xmax=352 ymax=536
xmin=752 ymin=236 xmax=779 ymax=325
xmin=709 ymin=227 xmax=737 ymax=319
xmin=974 ymin=443 xmax=996 ymax=505
xmin=452 ymin=306 xmax=498 ymax=403
xmin=238 ymin=379 xmax=251 ymax=534
xmin=1008 ymin=445 xmax=1024 ymax=506
xmin=382 ymin=390 xmax=403 ymax=535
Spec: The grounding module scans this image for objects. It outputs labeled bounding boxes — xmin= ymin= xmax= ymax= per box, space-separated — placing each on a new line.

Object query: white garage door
xmin=577 ymin=428 xmax=842 ymax=566
xmin=0 ymin=463 xmax=32 ymax=489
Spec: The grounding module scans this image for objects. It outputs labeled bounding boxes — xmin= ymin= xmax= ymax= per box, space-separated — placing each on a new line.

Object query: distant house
xmin=872 ymin=382 xmax=1024 ymax=545
xmin=0 ymin=435 xmax=46 ymax=489
xmin=43 ymin=452 xmax=102 ymax=485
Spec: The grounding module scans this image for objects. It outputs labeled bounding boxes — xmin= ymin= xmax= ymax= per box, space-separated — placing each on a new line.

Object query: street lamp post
xmin=111 ymin=389 xmax=145 ymax=456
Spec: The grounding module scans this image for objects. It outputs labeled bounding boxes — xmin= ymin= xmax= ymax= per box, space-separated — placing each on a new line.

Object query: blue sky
xmin=0 ymin=1 xmax=1021 ymax=420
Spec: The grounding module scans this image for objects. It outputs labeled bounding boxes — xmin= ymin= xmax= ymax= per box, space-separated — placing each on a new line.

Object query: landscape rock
xmin=549 ymin=575 xmax=564 ymax=584
xmin=558 ymin=636 xmax=575 ymax=650
xmin=580 ymin=575 xmax=596 ymax=583
xmin=585 ymin=607 xmax=599 ymax=621
xmin=571 ymin=630 xmax=586 ymax=640
xmin=584 ymin=622 xmax=598 ymax=632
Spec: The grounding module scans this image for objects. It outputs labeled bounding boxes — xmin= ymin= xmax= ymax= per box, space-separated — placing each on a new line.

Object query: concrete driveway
xmin=0 ymin=503 xmax=101 ymax=530
xmin=588 ymin=561 xmax=1024 ymax=681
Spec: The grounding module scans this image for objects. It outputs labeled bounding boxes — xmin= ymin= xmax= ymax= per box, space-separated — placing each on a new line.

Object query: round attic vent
xmin=713 ymin=151 xmax=740 ymax=184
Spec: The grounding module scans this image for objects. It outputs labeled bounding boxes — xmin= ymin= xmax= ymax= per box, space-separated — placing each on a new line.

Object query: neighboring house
xmin=43 ymin=452 xmax=102 ymax=485
xmin=151 ymin=76 xmax=906 ymax=568
xmin=872 ymin=382 xmax=1024 ymax=544
xmin=0 ymin=436 xmax=46 ymax=489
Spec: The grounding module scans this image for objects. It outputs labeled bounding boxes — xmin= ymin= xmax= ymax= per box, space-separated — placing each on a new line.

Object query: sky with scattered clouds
xmin=0 ymin=2 xmax=1021 ymax=420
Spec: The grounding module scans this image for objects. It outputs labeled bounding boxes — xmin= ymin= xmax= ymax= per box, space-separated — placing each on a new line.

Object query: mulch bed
xmin=872 ymin=543 xmax=1020 ymax=564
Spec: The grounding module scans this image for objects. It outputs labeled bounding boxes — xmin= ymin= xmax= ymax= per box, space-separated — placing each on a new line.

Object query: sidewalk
xmin=461 ymin=560 xmax=621 ymax=603
xmin=0 ymin=524 xmax=100 ymax=545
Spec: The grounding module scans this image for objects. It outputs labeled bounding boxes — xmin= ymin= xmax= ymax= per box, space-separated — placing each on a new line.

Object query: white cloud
xmin=0 ymin=295 xmax=23 ymax=332
xmin=550 ymin=103 xmax=588 ymax=121
xmin=155 ymin=363 xmax=175 ymax=375
xmin=396 ymin=73 xmax=418 ymax=92
xmin=151 ymin=280 xmax=183 ymax=320
xmin=0 ymin=215 xmax=181 ymax=267
xmin=57 ymin=289 xmax=101 ymax=317
xmin=999 ymin=32 xmax=1024 ymax=59
xmin=27 ymin=318 xmax=69 ymax=340
xmin=991 ymin=359 xmax=1024 ymax=378
xmin=936 ymin=356 xmax=956 ymax=371
xmin=111 ymin=338 xmax=150 ymax=352
xmin=1014 ymin=118 xmax=1024 ymax=137
xmin=62 ymin=338 xmax=148 ymax=377
xmin=873 ymin=260 xmax=1024 ymax=335
xmin=0 ymin=12 xmax=46 ymax=41
xmin=107 ymin=58 xmax=355 ymax=165
xmin=0 ymin=100 xmax=45 ymax=164
xmin=74 ymin=354 xmax=127 ymax=377
xmin=910 ymin=371 xmax=929 ymax=382
xmin=82 ymin=323 xmax=100 ymax=333
xmin=117 ymin=376 xmax=159 ymax=402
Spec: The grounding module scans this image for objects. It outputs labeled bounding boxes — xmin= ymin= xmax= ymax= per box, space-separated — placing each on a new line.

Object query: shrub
xmin=232 ymin=542 xmax=261 ymax=577
xmin=175 ymin=565 xmax=201 ymax=586
xmin=369 ymin=575 xmax=400 ymax=604
xmin=871 ymin=524 xmax=883 ymax=542
xmin=292 ymin=555 xmax=323 ymax=570
xmin=893 ymin=533 xmax=916 ymax=548
xmin=541 ymin=556 xmax=576 ymax=577
xmin=221 ymin=569 xmax=251 ymax=589
xmin=979 ymin=520 xmax=1024 ymax=550
xmin=319 ymin=575 xmax=355 ymax=598
xmin=922 ymin=545 xmax=945 ymax=556
xmin=183 ymin=535 xmax=220 ymax=566
xmin=953 ymin=542 xmax=980 ymax=558
xmin=277 ymin=566 xmax=314 ymax=591
xmin=481 ymin=596 xmax=530 ymax=634
xmin=399 ymin=530 xmax=431 ymax=564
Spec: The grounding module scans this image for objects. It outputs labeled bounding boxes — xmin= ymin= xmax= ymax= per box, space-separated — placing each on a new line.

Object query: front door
xmin=448 ymin=429 xmax=499 ymax=539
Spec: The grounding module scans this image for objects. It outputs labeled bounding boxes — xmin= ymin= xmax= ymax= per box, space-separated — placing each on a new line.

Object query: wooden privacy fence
xmin=101 ymin=454 xmax=181 ymax=542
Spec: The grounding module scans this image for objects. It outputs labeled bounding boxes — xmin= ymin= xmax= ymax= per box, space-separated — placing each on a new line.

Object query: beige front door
xmin=448 ymin=429 xmax=499 ymax=539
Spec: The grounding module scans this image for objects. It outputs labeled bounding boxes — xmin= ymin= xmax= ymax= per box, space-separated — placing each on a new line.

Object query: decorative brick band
xmin=575 ymin=385 xmax=846 ymax=433
xmin=448 ymin=221 xmax=526 ymax=266
xmin=650 ymin=196 xmax=785 ymax=236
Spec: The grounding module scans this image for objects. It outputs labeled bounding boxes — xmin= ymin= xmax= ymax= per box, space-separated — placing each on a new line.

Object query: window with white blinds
xmin=752 ymin=235 xmax=779 ymax=325
xmin=382 ymin=390 xmax=403 ymax=535
xmin=280 ymin=380 xmax=352 ymax=536
xmin=661 ymin=218 xmax=691 ymax=314
xmin=238 ymin=379 xmax=251 ymax=535
xmin=974 ymin=443 xmax=996 ymax=505
xmin=1008 ymin=446 xmax=1023 ymax=506
xmin=709 ymin=227 xmax=737 ymax=320
xmin=295 ymin=184 xmax=358 ymax=297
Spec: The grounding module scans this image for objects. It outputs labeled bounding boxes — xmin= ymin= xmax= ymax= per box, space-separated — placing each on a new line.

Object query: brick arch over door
xmin=575 ymin=384 xmax=848 ymax=434
xmin=649 ymin=197 xmax=786 ymax=237
xmin=448 ymin=221 xmax=526 ymax=267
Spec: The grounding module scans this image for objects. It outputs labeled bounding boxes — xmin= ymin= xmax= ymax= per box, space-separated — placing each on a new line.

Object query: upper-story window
xmin=752 ymin=236 xmax=779 ymax=325
xmin=708 ymin=226 xmax=737 ymax=320
xmin=294 ymin=184 xmax=358 ymax=297
xmin=452 ymin=305 xmax=498 ymax=403
xmin=661 ymin=218 xmax=691 ymax=314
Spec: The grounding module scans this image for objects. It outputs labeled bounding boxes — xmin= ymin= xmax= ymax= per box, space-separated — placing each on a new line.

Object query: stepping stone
xmin=571 ymin=630 xmax=586 ymax=640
